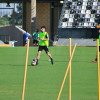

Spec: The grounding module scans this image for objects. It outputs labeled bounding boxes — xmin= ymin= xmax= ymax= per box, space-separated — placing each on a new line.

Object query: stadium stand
xmin=57 ymin=0 xmax=100 ymax=38
xmin=59 ymin=0 xmax=100 ymax=28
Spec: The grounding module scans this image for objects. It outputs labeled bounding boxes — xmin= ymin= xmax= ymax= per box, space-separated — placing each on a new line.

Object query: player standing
xmin=32 ymin=29 xmax=39 ymax=46
xmin=34 ymin=26 xmax=53 ymax=65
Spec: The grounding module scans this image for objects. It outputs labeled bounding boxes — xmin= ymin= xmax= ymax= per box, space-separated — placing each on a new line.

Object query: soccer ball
xmin=31 ymin=59 xmax=36 ymax=66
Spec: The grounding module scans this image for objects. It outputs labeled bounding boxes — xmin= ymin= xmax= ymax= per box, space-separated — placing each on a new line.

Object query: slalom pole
xmin=57 ymin=43 xmax=77 ymax=100
xmin=21 ymin=39 xmax=30 ymax=100
xmin=69 ymin=38 xmax=71 ymax=100
xmin=97 ymin=39 xmax=100 ymax=100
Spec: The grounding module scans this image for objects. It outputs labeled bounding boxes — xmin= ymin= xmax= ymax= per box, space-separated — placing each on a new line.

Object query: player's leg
xmin=36 ymin=46 xmax=43 ymax=65
xmin=36 ymin=40 xmax=38 ymax=46
xmin=24 ymin=41 xmax=27 ymax=47
xmin=33 ymin=40 xmax=35 ymax=46
xmin=37 ymin=51 xmax=42 ymax=59
xmin=44 ymin=46 xmax=54 ymax=64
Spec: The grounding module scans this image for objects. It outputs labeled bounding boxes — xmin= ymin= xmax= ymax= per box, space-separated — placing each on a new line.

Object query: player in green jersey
xmin=32 ymin=29 xmax=39 ymax=46
xmin=34 ymin=26 xmax=53 ymax=65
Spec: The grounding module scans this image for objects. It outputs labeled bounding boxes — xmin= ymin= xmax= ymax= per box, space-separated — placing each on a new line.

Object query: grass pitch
xmin=0 ymin=46 xmax=98 ymax=100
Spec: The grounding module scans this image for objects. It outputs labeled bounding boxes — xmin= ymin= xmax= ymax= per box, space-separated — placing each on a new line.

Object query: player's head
xmin=36 ymin=29 xmax=39 ymax=33
xmin=41 ymin=26 xmax=46 ymax=33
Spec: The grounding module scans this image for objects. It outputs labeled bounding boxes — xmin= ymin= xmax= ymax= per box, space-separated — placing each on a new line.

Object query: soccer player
xmin=35 ymin=26 xmax=53 ymax=65
xmin=92 ymin=29 xmax=100 ymax=63
xmin=23 ymin=31 xmax=31 ymax=47
xmin=32 ymin=29 xmax=39 ymax=46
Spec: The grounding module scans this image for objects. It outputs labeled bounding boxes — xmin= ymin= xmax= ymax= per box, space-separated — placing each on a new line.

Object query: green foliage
xmin=0 ymin=3 xmax=22 ymax=26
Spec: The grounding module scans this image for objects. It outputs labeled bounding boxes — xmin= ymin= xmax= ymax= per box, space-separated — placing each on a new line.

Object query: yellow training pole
xmin=57 ymin=43 xmax=77 ymax=100
xmin=69 ymin=38 xmax=71 ymax=100
xmin=21 ymin=39 xmax=30 ymax=100
xmin=97 ymin=39 xmax=100 ymax=100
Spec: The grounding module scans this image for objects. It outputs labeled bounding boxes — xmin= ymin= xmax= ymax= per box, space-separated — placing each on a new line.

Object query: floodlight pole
xmin=97 ymin=39 xmax=100 ymax=100
xmin=69 ymin=38 xmax=71 ymax=100
xmin=21 ymin=39 xmax=30 ymax=100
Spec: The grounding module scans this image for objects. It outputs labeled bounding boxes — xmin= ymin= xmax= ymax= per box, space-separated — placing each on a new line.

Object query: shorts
xmin=33 ymin=40 xmax=38 ymax=44
xmin=23 ymin=41 xmax=27 ymax=46
xmin=38 ymin=46 xmax=49 ymax=53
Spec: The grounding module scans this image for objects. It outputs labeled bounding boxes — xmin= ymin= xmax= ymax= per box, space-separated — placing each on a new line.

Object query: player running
xmin=34 ymin=26 xmax=53 ymax=65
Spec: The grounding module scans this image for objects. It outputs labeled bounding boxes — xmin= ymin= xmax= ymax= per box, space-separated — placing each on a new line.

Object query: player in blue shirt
xmin=23 ymin=32 xmax=31 ymax=47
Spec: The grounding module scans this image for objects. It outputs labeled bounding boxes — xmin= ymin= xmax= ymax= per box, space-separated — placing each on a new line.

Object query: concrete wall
xmin=0 ymin=26 xmax=23 ymax=46
xmin=35 ymin=3 xmax=51 ymax=34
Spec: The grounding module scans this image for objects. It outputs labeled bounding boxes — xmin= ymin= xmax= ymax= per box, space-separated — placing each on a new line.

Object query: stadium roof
xmin=0 ymin=0 xmax=62 ymax=3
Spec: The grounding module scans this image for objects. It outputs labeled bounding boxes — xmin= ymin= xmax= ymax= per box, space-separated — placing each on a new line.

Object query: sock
xmin=36 ymin=59 xmax=38 ymax=63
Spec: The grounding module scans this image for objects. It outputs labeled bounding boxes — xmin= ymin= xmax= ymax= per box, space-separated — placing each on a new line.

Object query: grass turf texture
xmin=0 ymin=46 xmax=98 ymax=100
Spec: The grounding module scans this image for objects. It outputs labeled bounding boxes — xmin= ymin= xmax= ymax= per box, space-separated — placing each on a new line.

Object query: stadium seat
xmin=62 ymin=22 xmax=67 ymax=28
xmin=90 ymin=18 xmax=95 ymax=22
xmin=81 ymin=10 xmax=86 ymax=14
xmin=93 ymin=2 xmax=98 ymax=6
xmin=97 ymin=10 xmax=100 ymax=14
xmin=85 ymin=18 xmax=90 ymax=22
xmin=86 ymin=10 xmax=91 ymax=14
xmin=84 ymin=23 xmax=89 ymax=27
xmin=91 ymin=14 xmax=95 ymax=18
xmin=64 ymin=14 xmax=70 ymax=18
xmin=65 ymin=10 xmax=70 ymax=14
xmin=89 ymin=23 xmax=93 ymax=27
xmin=68 ymin=22 xmax=73 ymax=27
xmin=70 ymin=14 xmax=74 ymax=18
xmin=85 ymin=14 xmax=90 ymax=18
xmin=83 ymin=2 xmax=87 ymax=6
xmin=82 ymin=6 xmax=86 ymax=10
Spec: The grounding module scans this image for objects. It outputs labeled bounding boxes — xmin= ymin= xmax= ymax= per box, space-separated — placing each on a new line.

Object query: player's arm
xmin=32 ymin=33 xmax=35 ymax=37
xmin=27 ymin=33 xmax=32 ymax=39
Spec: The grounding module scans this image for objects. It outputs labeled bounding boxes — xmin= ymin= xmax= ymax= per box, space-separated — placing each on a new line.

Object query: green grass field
xmin=0 ymin=46 xmax=99 ymax=100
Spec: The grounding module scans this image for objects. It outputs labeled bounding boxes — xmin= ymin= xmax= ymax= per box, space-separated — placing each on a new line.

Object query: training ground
xmin=0 ymin=46 xmax=98 ymax=100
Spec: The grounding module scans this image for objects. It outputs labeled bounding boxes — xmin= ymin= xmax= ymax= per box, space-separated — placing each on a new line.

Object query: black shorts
xmin=33 ymin=40 xmax=38 ymax=44
xmin=38 ymin=46 xmax=49 ymax=53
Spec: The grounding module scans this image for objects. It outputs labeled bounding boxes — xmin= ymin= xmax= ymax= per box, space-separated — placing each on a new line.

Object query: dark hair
xmin=36 ymin=29 xmax=39 ymax=33
xmin=41 ymin=26 xmax=46 ymax=29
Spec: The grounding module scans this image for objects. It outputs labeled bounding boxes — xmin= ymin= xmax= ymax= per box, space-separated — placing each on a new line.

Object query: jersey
xmin=39 ymin=32 xmax=49 ymax=46
xmin=33 ymin=32 xmax=39 ymax=40
xmin=24 ymin=33 xmax=29 ymax=42
xmin=24 ymin=33 xmax=31 ymax=42
xmin=99 ymin=34 xmax=100 ymax=46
